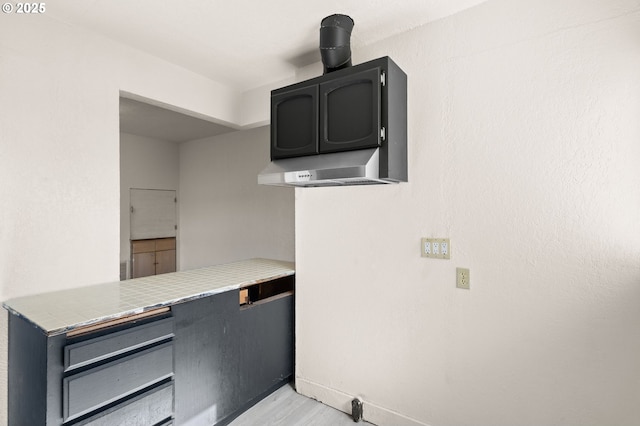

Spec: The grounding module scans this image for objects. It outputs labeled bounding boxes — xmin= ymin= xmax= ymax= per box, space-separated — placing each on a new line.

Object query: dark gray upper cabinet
xmin=271 ymin=85 xmax=319 ymax=159
xmin=270 ymin=56 xmax=405 ymax=161
xmin=319 ymin=67 xmax=381 ymax=154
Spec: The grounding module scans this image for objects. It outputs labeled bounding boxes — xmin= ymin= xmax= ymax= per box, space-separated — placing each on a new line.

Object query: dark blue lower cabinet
xmin=172 ymin=276 xmax=295 ymax=426
xmin=7 ymin=275 xmax=294 ymax=426
xmin=73 ymin=382 xmax=174 ymax=426
xmin=8 ymin=311 xmax=175 ymax=426
xmin=63 ymin=343 xmax=174 ymax=422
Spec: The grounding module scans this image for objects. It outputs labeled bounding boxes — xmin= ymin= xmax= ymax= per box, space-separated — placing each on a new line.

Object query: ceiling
xmin=49 ymin=0 xmax=488 ymax=142
xmin=119 ymin=98 xmax=235 ymax=143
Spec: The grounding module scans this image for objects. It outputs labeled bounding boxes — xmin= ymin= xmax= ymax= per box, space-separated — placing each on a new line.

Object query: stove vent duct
xmin=320 ymin=14 xmax=354 ymax=74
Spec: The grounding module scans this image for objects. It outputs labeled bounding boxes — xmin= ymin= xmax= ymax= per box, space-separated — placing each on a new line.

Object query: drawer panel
xmin=75 ymin=381 xmax=173 ymax=426
xmin=131 ymin=239 xmax=156 ymax=254
xmin=155 ymin=238 xmax=176 ymax=251
xmin=64 ymin=342 xmax=174 ymax=422
xmin=65 ymin=317 xmax=174 ymax=371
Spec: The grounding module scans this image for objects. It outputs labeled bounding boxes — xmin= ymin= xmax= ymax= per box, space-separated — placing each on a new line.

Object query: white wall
xmin=179 ymin=126 xmax=294 ymax=268
xmin=120 ymin=132 xmax=180 ymax=269
xmin=0 ymin=8 xmax=244 ymax=299
xmin=2 ymin=1 xmax=638 ymax=425
xmin=0 ymin=14 xmax=252 ymax=424
xmin=295 ymin=1 xmax=640 ymax=425
xmin=238 ymin=77 xmax=295 ymax=128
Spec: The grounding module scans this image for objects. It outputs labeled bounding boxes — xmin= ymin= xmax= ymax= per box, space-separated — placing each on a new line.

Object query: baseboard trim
xmin=295 ymin=377 xmax=431 ymax=426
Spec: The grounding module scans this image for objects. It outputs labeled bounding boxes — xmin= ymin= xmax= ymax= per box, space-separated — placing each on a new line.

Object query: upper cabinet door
xmin=271 ymin=85 xmax=319 ymax=160
xmin=130 ymin=189 xmax=177 ymax=240
xmin=319 ymin=67 xmax=381 ymax=154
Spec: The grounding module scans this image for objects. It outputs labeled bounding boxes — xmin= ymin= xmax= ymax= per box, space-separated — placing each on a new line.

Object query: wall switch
xmin=456 ymin=267 xmax=470 ymax=289
xmin=421 ymin=238 xmax=450 ymax=259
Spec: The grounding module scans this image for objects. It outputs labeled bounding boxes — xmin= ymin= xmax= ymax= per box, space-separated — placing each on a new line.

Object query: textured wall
xmin=0 ymin=9 xmax=243 ymax=299
xmin=0 ymin=14 xmax=247 ymax=425
xmin=178 ymin=126 xmax=294 ymax=269
xmin=295 ymin=1 xmax=640 ymax=425
xmin=119 ymin=133 xmax=180 ymax=268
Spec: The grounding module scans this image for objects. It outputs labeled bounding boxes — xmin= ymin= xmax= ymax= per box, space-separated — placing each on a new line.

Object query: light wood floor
xmin=229 ymin=383 xmax=374 ymax=426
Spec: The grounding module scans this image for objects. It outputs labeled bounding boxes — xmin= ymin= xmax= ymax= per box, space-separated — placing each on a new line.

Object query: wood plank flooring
xmin=229 ymin=383 xmax=374 ymax=426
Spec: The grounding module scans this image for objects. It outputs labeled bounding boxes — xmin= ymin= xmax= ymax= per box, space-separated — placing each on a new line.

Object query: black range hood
xmin=258 ymin=15 xmax=407 ymax=187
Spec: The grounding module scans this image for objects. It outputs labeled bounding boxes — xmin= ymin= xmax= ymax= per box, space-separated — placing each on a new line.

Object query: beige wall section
xmin=178 ymin=126 xmax=294 ymax=269
xmin=0 ymin=10 xmax=245 ymax=299
xmin=0 ymin=14 xmax=264 ymax=425
xmin=2 ymin=1 xmax=639 ymax=425
xmin=295 ymin=1 xmax=640 ymax=425
xmin=237 ymin=77 xmax=294 ymax=128
xmin=0 ymin=311 xmax=5 ymax=426
xmin=120 ymin=133 xmax=180 ymax=272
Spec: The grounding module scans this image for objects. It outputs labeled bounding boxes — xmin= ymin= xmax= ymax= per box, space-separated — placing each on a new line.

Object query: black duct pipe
xmin=320 ymin=14 xmax=354 ymax=74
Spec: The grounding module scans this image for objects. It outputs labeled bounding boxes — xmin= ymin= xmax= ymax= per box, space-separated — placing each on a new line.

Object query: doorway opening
xmin=129 ymin=188 xmax=177 ymax=278
xmin=119 ymin=93 xmax=235 ymax=279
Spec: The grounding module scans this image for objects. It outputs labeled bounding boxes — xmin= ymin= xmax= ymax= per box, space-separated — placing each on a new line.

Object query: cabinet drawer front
xmin=65 ymin=317 xmax=174 ymax=371
xmin=63 ymin=342 xmax=174 ymax=422
xmin=131 ymin=239 xmax=156 ymax=253
xmin=75 ymin=381 xmax=173 ymax=426
xmin=155 ymin=237 xmax=176 ymax=251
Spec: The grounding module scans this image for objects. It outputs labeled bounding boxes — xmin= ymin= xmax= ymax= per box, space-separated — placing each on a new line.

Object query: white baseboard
xmin=295 ymin=377 xmax=431 ymax=426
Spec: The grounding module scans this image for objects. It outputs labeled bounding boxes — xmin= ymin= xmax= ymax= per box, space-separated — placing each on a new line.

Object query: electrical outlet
xmin=421 ymin=238 xmax=451 ymax=259
xmin=437 ymin=238 xmax=450 ymax=259
xmin=456 ymin=267 xmax=470 ymax=289
xmin=421 ymin=238 xmax=431 ymax=257
xmin=440 ymin=240 xmax=449 ymax=258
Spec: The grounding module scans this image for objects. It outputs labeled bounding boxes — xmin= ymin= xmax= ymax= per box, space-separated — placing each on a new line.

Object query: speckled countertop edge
xmin=3 ymin=258 xmax=294 ymax=336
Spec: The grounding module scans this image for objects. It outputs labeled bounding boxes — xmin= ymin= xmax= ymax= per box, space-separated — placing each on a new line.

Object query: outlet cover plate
xmin=456 ymin=267 xmax=470 ymax=289
xmin=421 ymin=238 xmax=450 ymax=259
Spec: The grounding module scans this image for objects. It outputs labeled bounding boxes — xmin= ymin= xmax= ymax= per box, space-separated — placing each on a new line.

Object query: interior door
xmin=130 ymin=189 xmax=177 ymax=240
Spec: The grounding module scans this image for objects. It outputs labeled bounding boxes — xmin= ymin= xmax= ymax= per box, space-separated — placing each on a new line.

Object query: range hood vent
xmin=258 ymin=148 xmax=394 ymax=187
xmin=320 ymin=14 xmax=354 ymax=74
xmin=258 ymin=16 xmax=407 ymax=188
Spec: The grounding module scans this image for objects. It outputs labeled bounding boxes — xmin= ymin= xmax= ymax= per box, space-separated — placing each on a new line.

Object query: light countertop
xmin=3 ymin=258 xmax=294 ymax=336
